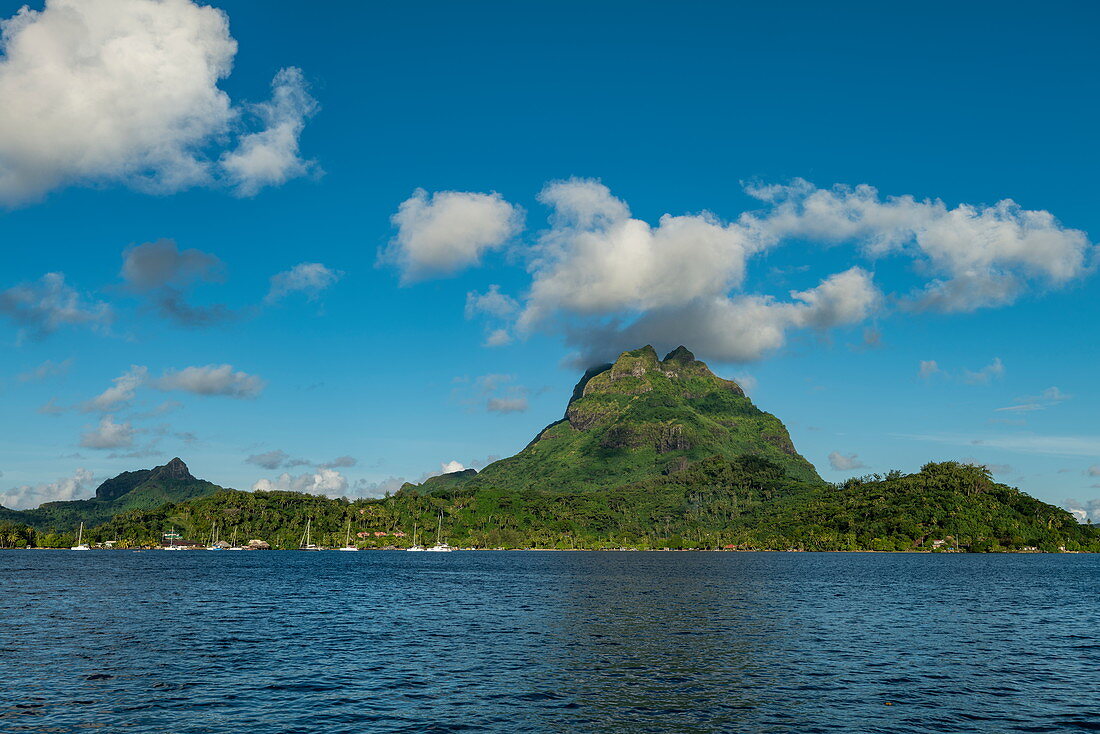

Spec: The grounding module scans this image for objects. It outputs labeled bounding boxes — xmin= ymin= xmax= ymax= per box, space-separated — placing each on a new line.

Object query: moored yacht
xmin=406 ymin=522 xmax=425 ymax=551
xmin=300 ymin=518 xmax=322 ymax=550
xmin=71 ymin=522 xmax=90 ymax=551
xmin=338 ymin=520 xmax=358 ymax=551
xmin=425 ymin=514 xmax=454 ymax=552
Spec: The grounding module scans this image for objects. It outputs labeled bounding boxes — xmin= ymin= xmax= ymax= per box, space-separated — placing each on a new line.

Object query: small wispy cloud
xmin=18 ymin=358 xmax=74 ymax=382
xmin=962 ymin=357 xmax=1005 ymax=385
xmin=918 ymin=360 xmax=942 ymax=380
xmin=900 ymin=432 xmax=1100 ymax=458
xmin=828 ymin=451 xmax=866 ymax=471
xmin=995 ymin=386 xmax=1072 ymax=413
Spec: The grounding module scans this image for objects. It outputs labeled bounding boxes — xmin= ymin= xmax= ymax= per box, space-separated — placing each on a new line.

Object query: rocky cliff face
xmin=413 ymin=345 xmax=821 ymax=494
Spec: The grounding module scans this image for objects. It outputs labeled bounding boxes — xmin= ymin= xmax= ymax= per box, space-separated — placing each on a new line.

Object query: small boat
xmin=71 ymin=522 xmax=90 ymax=551
xmin=425 ymin=514 xmax=454 ymax=552
xmin=206 ymin=523 xmax=224 ymax=550
xmin=406 ymin=522 xmax=425 ymax=551
xmin=338 ymin=520 xmax=358 ymax=551
xmin=163 ymin=529 xmax=188 ymax=550
xmin=300 ymin=518 xmax=322 ymax=550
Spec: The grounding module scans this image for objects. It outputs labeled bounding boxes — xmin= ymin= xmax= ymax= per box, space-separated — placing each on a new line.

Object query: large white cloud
xmin=403 ymin=177 xmax=1092 ymax=365
xmin=742 ymin=179 xmax=1094 ymax=312
xmin=0 ymin=468 xmax=94 ymax=509
xmin=385 ymin=189 xmax=523 ymax=283
xmin=0 ymin=0 xmax=316 ymax=204
xmin=567 ymin=267 xmax=880 ymax=363
xmin=500 ymin=180 xmax=878 ymax=363
xmin=520 ymin=180 xmax=754 ymax=329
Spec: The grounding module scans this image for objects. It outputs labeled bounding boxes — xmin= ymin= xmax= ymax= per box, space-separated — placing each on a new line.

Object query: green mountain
xmin=0 ymin=458 xmax=222 ymax=531
xmin=1 ymin=346 xmax=1095 ymax=552
xmin=410 ymin=345 xmax=821 ymax=494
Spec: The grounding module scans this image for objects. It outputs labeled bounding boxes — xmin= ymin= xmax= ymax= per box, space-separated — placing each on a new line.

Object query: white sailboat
xmin=163 ymin=530 xmax=187 ymax=550
xmin=71 ymin=521 xmax=90 ymax=551
xmin=338 ymin=519 xmax=358 ymax=551
xmin=406 ymin=522 xmax=425 ymax=552
xmin=206 ymin=523 xmax=224 ymax=550
xmin=228 ymin=528 xmax=245 ymax=550
xmin=300 ymin=517 xmax=322 ymax=550
xmin=425 ymin=514 xmax=454 ymax=552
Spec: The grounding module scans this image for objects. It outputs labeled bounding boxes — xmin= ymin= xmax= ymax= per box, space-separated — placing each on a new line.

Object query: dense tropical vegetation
xmin=2 ymin=458 xmax=1094 ymax=551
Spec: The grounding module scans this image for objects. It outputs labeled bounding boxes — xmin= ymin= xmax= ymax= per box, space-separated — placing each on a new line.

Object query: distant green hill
xmin=408 ymin=345 xmax=821 ymax=494
xmin=0 ymin=458 xmax=221 ymax=532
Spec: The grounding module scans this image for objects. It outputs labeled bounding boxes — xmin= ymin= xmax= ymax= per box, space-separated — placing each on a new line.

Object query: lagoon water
xmin=1 ymin=551 xmax=1097 ymax=733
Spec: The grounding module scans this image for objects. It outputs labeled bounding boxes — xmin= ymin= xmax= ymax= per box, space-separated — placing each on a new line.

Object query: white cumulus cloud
xmin=80 ymin=415 xmax=135 ymax=449
xmin=0 ymin=0 xmax=316 ymax=205
xmin=566 ymin=267 xmax=880 ymax=363
xmin=220 ymin=66 xmax=319 ymax=197
xmin=742 ymin=179 xmax=1094 ymax=312
xmin=384 ymin=189 xmax=523 ymax=283
xmin=520 ymin=179 xmax=755 ymax=330
xmin=411 ymin=177 xmax=1093 ymax=367
xmin=1062 ymin=498 xmax=1100 ymax=524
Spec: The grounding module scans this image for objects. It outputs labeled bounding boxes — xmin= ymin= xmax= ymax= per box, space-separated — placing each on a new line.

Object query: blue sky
xmin=1 ymin=0 xmax=1098 ymax=519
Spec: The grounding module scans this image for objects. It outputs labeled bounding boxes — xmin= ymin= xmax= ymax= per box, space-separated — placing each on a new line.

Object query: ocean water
xmin=1 ymin=551 xmax=1097 ymax=733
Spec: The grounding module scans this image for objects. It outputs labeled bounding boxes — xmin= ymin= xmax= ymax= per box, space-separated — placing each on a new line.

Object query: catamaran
xmin=71 ymin=522 xmax=90 ymax=551
xmin=300 ymin=518 xmax=322 ymax=550
xmin=338 ymin=519 xmax=358 ymax=551
xmin=425 ymin=514 xmax=454 ymax=552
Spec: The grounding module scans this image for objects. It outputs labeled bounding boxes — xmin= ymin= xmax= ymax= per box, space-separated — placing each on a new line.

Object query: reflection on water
xmin=1 ymin=551 xmax=1097 ymax=733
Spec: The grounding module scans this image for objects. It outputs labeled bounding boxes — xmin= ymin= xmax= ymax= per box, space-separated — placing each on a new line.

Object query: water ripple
xmin=1 ymin=551 xmax=1097 ymax=733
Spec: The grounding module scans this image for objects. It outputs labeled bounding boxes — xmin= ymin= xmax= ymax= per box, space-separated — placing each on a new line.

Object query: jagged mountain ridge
xmin=0 ymin=458 xmax=221 ymax=530
xmin=410 ymin=345 xmax=821 ymax=494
